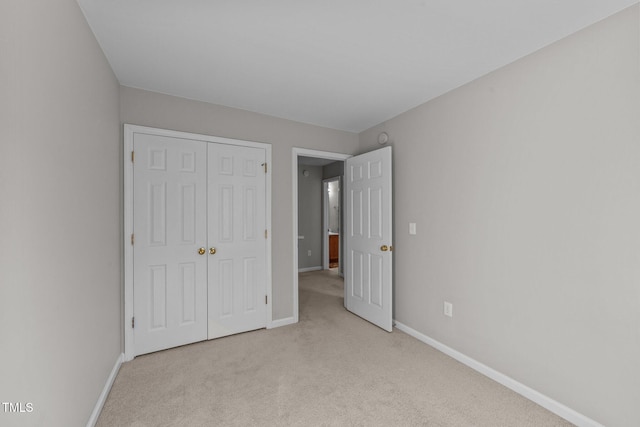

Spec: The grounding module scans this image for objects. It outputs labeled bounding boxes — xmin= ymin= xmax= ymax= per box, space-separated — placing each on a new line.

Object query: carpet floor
xmin=96 ymin=270 xmax=573 ymax=426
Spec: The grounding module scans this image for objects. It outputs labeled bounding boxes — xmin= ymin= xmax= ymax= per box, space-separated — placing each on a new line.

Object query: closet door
xmin=133 ymin=133 xmax=208 ymax=356
xmin=207 ymin=143 xmax=267 ymax=339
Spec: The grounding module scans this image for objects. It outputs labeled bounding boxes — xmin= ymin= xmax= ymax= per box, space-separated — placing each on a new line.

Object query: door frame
xmin=124 ymin=124 xmax=272 ymax=361
xmin=292 ymin=148 xmax=351 ymax=323
xmin=322 ymin=177 xmax=341 ymax=272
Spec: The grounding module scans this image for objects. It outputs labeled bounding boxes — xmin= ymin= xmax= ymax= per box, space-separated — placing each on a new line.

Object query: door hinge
xmin=265 ymin=295 xmax=268 ymax=305
xmin=262 ymin=162 xmax=267 ymax=173
xmin=131 ymin=151 xmax=135 ymax=163
xmin=131 ymin=317 xmax=135 ymax=329
xmin=265 ymin=229 xmax=268 ymax=239
xmin=131 ymin=233 xmax=135 ymax=245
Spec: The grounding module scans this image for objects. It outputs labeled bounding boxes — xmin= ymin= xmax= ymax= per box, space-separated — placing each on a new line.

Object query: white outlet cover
xmin=409 ymin=222 xmax=417 ymax=235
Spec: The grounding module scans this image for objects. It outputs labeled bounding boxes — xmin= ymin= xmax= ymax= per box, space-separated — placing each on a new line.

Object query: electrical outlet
xmin=444 ymin=301 xmax=453 ymax=317
xmin=308 ymin=250 xmax=312 ymax=256
xmin=409 ymin=222 xmax=417 ymax=235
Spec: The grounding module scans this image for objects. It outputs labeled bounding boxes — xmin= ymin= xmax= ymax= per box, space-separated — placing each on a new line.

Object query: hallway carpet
xmin=97 ymin=270 xmax=573 ymax=426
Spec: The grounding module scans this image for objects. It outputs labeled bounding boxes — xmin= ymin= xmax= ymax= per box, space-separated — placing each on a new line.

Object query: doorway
xmin=292 ymin=146 xmax=394 ymax=332
xmin=292 ymin=148 xmax=351 ymax=322
xmin=323 ymin=177 xmax=341 ymax=273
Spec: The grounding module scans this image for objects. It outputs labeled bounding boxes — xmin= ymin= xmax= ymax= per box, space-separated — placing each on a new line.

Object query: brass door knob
xmin=380 ymin=245 xmax=389 ymax=252
xmin=198 ymin=247 xmax=206 ymax=255
xmin=209 ymin=247 xmax=216 ymax=255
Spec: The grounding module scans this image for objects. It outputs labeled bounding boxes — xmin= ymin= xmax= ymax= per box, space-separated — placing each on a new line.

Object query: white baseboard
xmin=393 ymin=321 xmax=603 ymax=427
xmin=268 ymin=316 xmax=296 ymax=329
xmin=298 ymin=266 xmax=322 ymax=273
xmin=86 ymin=353 xmax=124 ymax=427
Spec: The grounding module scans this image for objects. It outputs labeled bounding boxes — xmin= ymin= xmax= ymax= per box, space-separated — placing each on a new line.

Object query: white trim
xmin=123 ymin=125 xmax=135 ymax=361
xmin=268 ymin=316 xmax=297 ymax=329
xmin=393 ymin=321 xmax=604 ymax=427
xmin=264 ymin=143 xmax=273 ymax=330
xmin=322 ymin=180 xmax=329 ymax=270
xmin=298 ymin=266 xmax=323 ymax=273
xmin=292 ymin=148 xmax=352 ymax=324
xmin=86 ymin=353 xmax=123 ymax=427
xmin=124 ymin=124 xmax=272 ymax=361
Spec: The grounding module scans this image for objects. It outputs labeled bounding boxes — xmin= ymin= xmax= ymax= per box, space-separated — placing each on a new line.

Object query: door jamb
xmin=124 ymin=124 xmax=273 ymax=361
xmin=292 ymin=148 xmax=351 ymax=324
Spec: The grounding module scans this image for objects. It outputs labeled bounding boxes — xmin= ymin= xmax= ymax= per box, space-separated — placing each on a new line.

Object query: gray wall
xmin=322 ymin=160 xmax=344 ymax=180
xmin=119 ymin=86 xmax=359 ymax=319
xmin=0 ymin=1 xmax=122 ymax=426
xmin=297 ymin=165 xmax=323 ymax=269
xmin=359 ymin=6 xmax=640 ymax=426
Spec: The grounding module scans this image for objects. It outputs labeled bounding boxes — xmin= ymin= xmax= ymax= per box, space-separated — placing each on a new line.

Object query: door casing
xmin=124 ymin=124 xmax=272 ymax=361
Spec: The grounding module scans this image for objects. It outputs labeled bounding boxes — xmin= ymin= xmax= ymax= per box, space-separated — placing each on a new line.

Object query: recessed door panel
xmin=369 ymin=187 xmax=382 ymax=239
xmin=369 ymin=254 xmax=383 ymax=308
xmin=149 ymin=265 xmax=167 ymax=330
xmin=244 ymin=186 xmax=257 ymax=241
xmin=220 ymin=156 xmax=233 ymax=175
xmin=244 ymin=257 xmax=256 ymax=312
xmin=369 ymin=159 xmax=383 ymax=179
xmin=179 ymin=262 xmax=196 ymax=325
xmin=148 ymin=148 xmax=167 ymax=170
xmin=180 ymin=151 xmax=196 ymax=173
xmin=180 ymin=184 xmax=196 ymax=244
xmin=351 ymin=250 xmax=364 ymax=299
xmin=149 ymin=183 xmax=166 ymax=246
xmin=350 ymin=163 xmax=363 ymax=182
xmin=219 ymin=186 xmax=234 ymax=242
xmin=351 ymin=189 xmax=364 ymax=238
xmin=219 ymin=259 xmax=234 ymax=317
xmin=243 ymin=159 xmax=256 ymax=177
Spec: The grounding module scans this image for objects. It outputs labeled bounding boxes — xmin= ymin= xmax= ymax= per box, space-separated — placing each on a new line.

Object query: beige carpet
xmin=97 ymin=270 xmax=573 ymax=426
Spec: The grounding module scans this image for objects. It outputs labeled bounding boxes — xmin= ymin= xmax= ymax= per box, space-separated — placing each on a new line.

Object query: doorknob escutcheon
xmin=198 ymin=247 xmax=206 ymax=255
xmin=209 ymin=247 xmax=216 ymax=255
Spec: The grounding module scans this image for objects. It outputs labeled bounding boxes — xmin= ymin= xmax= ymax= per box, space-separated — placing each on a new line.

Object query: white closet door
xmin=345 ymin=146 xmax=393 ymax=332
xmin=207 ymin=144 xmax=267 ymax=339
xmin=133 ymin=133 xmax=208 ymax=356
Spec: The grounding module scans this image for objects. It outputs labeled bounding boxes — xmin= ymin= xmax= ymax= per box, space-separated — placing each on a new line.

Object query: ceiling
xmin=77 ymin=0 xmax=637 ymax=133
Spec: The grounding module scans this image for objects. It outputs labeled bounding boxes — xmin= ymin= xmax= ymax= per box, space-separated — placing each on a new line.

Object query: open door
xmin=345 ymin=146 xmax=393 ymax=332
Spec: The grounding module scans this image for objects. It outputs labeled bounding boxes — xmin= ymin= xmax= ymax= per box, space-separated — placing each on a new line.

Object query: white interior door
xmin=207 ymin=144 xmax=267 ymax=339
xmin=133 ymin=133 xmax=208 ymax=356
xmin=345 ymin=146 xmax=393 ymax=332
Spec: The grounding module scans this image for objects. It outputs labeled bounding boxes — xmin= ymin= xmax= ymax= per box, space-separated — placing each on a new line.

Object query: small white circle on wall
xmin=303 ymin=170 xmax=310 ymax=177
xmin=378 ymin=132 xmax=389 ymax=145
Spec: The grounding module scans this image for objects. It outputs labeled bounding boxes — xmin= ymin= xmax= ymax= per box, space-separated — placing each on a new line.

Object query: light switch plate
xmin=409 ymin=222 xmax=417 ymax=235
xmin=444 ymin=301 xmax=453 ymax=317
